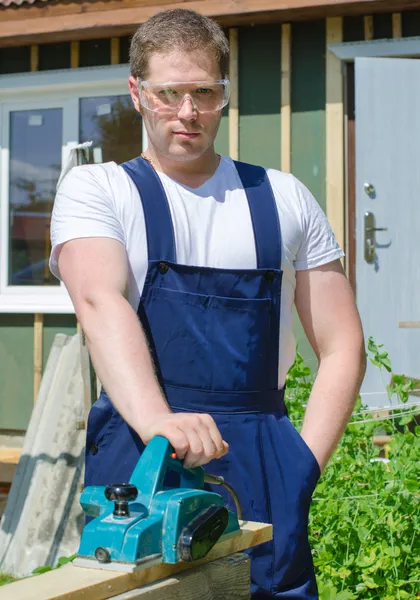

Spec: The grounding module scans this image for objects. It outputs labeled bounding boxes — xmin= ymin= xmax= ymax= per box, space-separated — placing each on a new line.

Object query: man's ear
xmin=128 ymin=75 xmax=142 ymax=114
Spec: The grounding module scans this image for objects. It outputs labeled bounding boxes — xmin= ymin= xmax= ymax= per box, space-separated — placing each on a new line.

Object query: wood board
xmin=108 ymin=553 xmax=250 ymax=600
xmin=0 ymin=521 xmax=271 ymax=600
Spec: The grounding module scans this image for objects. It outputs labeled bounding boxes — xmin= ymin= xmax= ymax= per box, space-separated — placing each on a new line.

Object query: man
xmin=50 ymin=8 xmax=366 ymax=599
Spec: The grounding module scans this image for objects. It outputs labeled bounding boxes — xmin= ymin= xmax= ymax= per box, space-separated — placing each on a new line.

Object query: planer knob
xmin=105 ymin=483 xmax=138 ymax=517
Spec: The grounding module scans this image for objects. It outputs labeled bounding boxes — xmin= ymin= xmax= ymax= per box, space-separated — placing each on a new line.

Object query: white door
xmin=355 ymin=57 xmax=420 ymax=408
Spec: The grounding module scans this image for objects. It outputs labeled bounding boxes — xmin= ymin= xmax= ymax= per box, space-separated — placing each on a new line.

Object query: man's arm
xmin=295 ymin=259 xmax=366 ymax=472
xmin=58 ymin=237 xmax=228 ymax=468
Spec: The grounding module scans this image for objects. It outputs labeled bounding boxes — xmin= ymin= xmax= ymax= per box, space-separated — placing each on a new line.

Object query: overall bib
xmin=84 ymin=157 xmax=321 ymax=599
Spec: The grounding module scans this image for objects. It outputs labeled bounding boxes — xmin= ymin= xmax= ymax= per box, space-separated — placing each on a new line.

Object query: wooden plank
xmin=71 ymin=41 xmax=80 ymax=68
xmin=326 ymin=17 xmax=345 ymax=252
xmin=392 ymin=12 xmax=402 ymax=38
xmin=3 ymin=0 xmax=420 ymax=48
xmin=34 ymin=313 xmax=44 ymax=403
xmin=399 ymin=321 xmax=420 ymax=328
xmin=108 ymin=554 xmax=250 ymax=600
xmin=111 ymin=37 xmax=120 ymax=65
xmin=0 ymin=449 xmax=21 ymax=483
xmin=281 ymin=23 xmax=291 ymax=173
xmin=0 ymin=449 xmax=21 ymax=464
xmin=30 ymin=44 xmax=39 ymax=72
xmin=1 ymin=521 xmax=271 ymax=600
xmin=364 ymin=15 xmax=374 ymax=40
xmin=373 ymin=434 xmax=392 ymax=446
xmin=228 ymin=28 xmax=238 ymax=161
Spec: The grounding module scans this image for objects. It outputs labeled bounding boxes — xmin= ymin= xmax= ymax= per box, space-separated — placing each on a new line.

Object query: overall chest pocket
xmin=140 ymin=286 xmax=273 ymax=392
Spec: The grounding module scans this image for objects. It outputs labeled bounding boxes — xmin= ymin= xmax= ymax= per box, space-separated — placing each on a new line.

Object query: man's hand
xmin=141 ymin=412 xmax=229 ymax=468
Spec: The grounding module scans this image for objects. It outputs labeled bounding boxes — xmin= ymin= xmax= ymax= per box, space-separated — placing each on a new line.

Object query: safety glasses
xmin=137 ymin=78 xmax=230 ymax=114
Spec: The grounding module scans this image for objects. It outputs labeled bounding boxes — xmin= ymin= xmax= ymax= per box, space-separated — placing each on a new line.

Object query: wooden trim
xmin=3 ymin=0 xmax=420 ymax=48
xmin=70 ymin=40 xmax=80 ymax=69
xmin=111 ymin=36 xmax=120 ymax=65
xmin=30 ymin=45 xmax=39 ymax=72
xmin=326 ymin=17 xmax=345 ymax=253
xmin=346 ymin=62 xmax=356 ymax=291
xmin=33 ymin=314 xmax=43 ymax=403
xmin=228 ymin=28 xmax=239 ymax=161
xmin=2 ymin=521 xmax=272 ymax=600
xmin=364 ymin=15 xmax=374 ymax=40
xmin=399 ymin=321 xmax=420 ymax=328
xmin=392 ymin=13 xmax=402 ymax=38
xmin=281 ymin=23 xmax=291 ymax=173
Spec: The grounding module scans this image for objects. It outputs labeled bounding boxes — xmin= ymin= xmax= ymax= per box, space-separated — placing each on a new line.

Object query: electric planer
xmin=73 ymin=435 xmax=242 ymax=572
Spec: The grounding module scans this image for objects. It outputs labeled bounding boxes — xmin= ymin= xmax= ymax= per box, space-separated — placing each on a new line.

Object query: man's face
xmin=129 ymin=50 xmax=224 ymax=163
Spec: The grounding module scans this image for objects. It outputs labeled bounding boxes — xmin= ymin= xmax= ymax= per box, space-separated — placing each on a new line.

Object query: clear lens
xmin=138 ymin=80 xmax=230 ymax=114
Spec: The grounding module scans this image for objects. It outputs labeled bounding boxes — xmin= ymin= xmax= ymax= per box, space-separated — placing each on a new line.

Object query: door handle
xmin=364 ymin=212 xmax=388 ymax=263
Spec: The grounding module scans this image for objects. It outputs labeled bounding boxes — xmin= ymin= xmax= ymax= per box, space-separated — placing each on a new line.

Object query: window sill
xmin=0 ymin=291 xmax=75 ymax=314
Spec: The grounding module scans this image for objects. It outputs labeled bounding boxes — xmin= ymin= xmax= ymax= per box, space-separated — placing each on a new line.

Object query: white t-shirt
xmin=50 ymin=156 xmax=343 ymax=386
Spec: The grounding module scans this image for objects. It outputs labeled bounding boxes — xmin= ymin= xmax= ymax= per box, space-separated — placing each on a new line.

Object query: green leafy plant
xmin=32 ymin=554 xmax=76 ymax=576
xmin=286 ymin=344 xmax=420 ymax=600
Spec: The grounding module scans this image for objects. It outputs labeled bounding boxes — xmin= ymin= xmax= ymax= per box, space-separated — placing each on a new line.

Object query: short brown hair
xmin=130 ymin=9 xmax=229 ymax=80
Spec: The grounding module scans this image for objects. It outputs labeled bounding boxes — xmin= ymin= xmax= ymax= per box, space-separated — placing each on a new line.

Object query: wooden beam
xmin=30 ymin=44 xmax=39 ymax=72
xmin=228 ymin=28 xmax=239 ymax=161
xmin=326 ymin=17 xmax=345 ymax=253
xmin=111 ymin=37 xmax=120 ymax=65
xmin=2 ymin=0 xmax=420 ymax=48
xmin=364 ymin=15 xmax=374 ymax=40
xmin=33 ymin=314 xmax=43 ymax=403
xmin=399 ymin=321 xmax=420 ymax=328
xmin=71 ymin=40 xmax=80 ymax=69
xmin=1 ymin=521 xmax=272 ymax=600
xmin=281 ymin=23 xmax=291 ymax=173
xmin=392 ymin=12 xmax=402 ymax=38
xmin=0 ymin=449 xmax=21 ymax=484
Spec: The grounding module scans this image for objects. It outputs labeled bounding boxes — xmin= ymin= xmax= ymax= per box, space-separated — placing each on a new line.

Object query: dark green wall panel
xmin=214 ymin=107 xmax=229 ymax=157
xmin=43 ymin=314 xmax=77 ymax=369
xmin=343 ymin=16 xmax=365 ymax=42
xmin=0 ymin=315 xmax=34 ymax=430
xmin=290 ymin=20 xmax=326 ymax=368
xmin=238 ymin=25 xmax=281 ymax=169
xmin=291 ymin=20 xmax=326 ymax=212
xmin=373 ymin=13 xmax=393 ymax=39
xmin=402 ymin=10 xmax=420 ymax=36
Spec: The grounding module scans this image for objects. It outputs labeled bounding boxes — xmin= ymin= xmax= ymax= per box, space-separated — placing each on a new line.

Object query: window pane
xmin=9 ymin=109 xmax=62 ymax=286
xmin=79 ymin=95 xmax=142 ymax=165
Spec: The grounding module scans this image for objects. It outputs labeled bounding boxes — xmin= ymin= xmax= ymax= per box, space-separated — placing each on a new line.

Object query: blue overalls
xmin=84 ymin=157 xmax=321 ymax=598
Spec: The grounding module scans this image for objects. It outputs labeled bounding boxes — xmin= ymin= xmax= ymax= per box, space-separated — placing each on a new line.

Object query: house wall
xmin=1 ymin=10 xmax=420 ymax=430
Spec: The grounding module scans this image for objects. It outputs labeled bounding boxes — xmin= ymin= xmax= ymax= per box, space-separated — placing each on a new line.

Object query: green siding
xmin=343 ymin=16 xmax=365 ymax=42
xmin=214 ymin=107 xmax=229 ymax=157
xmin=291 ymin=20 xmax=326 ymax=212
xmin=43 ymin=314 xmax=77 ymax=369
xmin=291 ymin=20 xmax=326 ymax=367
xmin=402 ymin=11 xmax=420 ymax=36
xmin=238 ymin=25 xmax=281 ymax=169
xmin=0 ymin=315 xmax=34 ymax=430
xmin=373 ymin=13 xmax=393 ymax=39
xmin=0 ymin=314 xmax=77 ymax=430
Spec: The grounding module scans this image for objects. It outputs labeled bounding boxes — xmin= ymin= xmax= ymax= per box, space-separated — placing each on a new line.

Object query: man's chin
xmin=165 ymin=144 xmax=209 ymax=163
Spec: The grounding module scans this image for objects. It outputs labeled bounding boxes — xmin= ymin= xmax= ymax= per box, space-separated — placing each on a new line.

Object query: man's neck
xmin=142 ymin=146 xmax=221 ymax=189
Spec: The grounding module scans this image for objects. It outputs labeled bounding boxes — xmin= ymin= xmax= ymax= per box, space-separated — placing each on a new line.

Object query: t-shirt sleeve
xmin=293 ymin=176 xmax=344 ymax=271
xmin=49 ymin=164 xmax=125 ymax=280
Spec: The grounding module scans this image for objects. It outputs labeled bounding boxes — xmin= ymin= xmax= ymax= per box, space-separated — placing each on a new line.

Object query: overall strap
xmin=121 ymin=157 xmax=177 ymax=263
xmin=234 ymin=161 xmax=282 ymax=270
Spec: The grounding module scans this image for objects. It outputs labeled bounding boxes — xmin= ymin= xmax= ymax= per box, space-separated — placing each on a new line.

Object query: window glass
xmin=79 ymin=95 xmax=142 ymax=165
xmin=9 ymin=109 xmax=62 ymax=286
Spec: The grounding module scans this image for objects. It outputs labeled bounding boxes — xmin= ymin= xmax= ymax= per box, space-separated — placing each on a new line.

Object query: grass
xmin=0 ymin=572 xmax=18 ymax=586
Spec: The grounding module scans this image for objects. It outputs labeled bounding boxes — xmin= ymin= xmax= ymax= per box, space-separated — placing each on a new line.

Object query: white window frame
xmin=0 ymin=64 xmax=133 ymax=313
